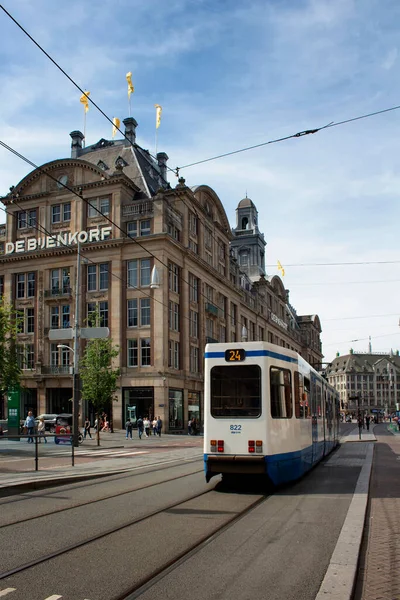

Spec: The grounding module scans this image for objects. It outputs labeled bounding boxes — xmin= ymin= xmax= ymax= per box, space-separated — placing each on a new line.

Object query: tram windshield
xmin=210 ymin=365 xmax=261 ymax=417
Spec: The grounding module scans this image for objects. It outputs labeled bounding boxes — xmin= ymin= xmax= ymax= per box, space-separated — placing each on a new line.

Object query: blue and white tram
xmin=204 ymin=342 xmax=340 ymax=485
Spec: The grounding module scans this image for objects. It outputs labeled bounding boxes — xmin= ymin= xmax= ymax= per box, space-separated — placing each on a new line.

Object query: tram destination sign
xmin=5 ymin=226 xmax=112 ymax=254
xmin=225 ymin=348 xmax=246 ymax=362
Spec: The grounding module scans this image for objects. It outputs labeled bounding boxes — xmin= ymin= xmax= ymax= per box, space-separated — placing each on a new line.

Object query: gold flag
xmin=277 ymin=260 xmax=285 ymax=278
xmin=80 ymin=91 xmax=90 ymax=113
xmin=155 ymin=104 xmax=162 ymax=129
xmin=112 ymin=117 xmax=120 ymax=138
xmin=126 ymin=72 xmax=134 ymax=99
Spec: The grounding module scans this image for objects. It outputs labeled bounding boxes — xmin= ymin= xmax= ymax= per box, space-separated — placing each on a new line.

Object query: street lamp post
xmin=57 ymin=344 xmax=79 ymax=448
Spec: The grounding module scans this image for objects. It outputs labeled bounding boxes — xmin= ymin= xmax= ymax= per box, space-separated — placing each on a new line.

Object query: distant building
xmin=0 ymin=116 xmax=323 ymax=429
xmin=326 ymin=349 xmax=400 ymax=414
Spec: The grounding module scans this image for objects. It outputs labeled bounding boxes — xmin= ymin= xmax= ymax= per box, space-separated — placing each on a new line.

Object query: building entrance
xmin=123 ymin=387 xmax=154 ymax=427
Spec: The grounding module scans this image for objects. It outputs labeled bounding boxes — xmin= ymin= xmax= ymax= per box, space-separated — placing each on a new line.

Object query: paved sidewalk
xmin=0 ymin=432 xmax=203 ymax=493
xmin=353 ymin=423 xmax=400 ymax=600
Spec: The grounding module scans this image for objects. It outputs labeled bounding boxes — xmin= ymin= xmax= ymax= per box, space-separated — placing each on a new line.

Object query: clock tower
xmin=231 ymin=196 xmax=266 ymax=282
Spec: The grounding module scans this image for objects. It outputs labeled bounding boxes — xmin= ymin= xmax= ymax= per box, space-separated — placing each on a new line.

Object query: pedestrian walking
xmin=156 ymin=416 xmax=162 ymax=437
xmin=365 ymin=415 xmax=370 ymax=431
xmin=37 ymin=417 xmax=47 ymax=443
xmin=143 ymin=417 xmax=150 ymax=438
xmin=24 ymin=411 xmax=35 ymax=443
xmin=137 ymin=417 xmax=144 ymax=439
xmin=84 ymin=417 xmax=92 ymax=439
xmin=125 ymin=419 xmax=133 ymax=439
xmin=152 ymin=418 xmax=157 ymax=436
xmin=188 ymin=418 xmax=192 ymax=435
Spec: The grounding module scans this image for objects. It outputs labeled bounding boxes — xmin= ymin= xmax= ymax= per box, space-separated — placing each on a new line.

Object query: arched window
xmin=241 ymin=217 xmax=248 ymax=230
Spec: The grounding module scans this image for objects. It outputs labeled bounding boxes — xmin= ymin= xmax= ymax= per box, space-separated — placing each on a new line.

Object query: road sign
xmin=48 ymin=327 xmax=109 ymax=340
xmin=49 ymin=328 xmax=74 ymax=340
xmin=80 ymin=327 xmax=109 ymax=339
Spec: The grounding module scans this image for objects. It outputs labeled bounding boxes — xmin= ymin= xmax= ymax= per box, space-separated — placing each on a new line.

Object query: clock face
xmin=57 ymin=175 xmax=68 ymax=189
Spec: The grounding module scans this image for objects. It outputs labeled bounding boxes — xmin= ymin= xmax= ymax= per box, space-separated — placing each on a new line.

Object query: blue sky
xmin=1 ymin=0 xmax=400 ymax=361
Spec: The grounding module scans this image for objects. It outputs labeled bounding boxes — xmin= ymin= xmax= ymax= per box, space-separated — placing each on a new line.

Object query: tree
xmin=79 ymin=337 xmax=120 ymax=445
xmin=0 ymin=301 xmax=21 ymax=398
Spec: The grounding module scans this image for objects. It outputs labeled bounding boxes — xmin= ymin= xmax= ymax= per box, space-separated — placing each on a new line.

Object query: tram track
xmin=0 ymin=484 xmax=268 ymax=598
xmin=0 ymin=487 xmax=215 ymax=580
xmin=113 ymin=492 xmax=268 ymax=600
xmin=0 ymin=461 xmax=204 ymax=528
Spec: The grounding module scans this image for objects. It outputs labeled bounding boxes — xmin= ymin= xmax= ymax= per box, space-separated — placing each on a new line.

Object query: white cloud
xmin=1 ymin=0 xmax=400 ymax=359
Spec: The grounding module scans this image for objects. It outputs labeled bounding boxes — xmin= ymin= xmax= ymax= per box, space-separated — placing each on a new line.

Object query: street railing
xmin=0 ymin=433 xmax=79 ymax=470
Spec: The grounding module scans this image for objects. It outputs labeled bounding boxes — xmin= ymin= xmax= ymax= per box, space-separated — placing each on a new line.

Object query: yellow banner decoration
xmin=155 ymin=104 xmax=162 ymax=129
xmin=126 ymin=72 xmax=134 ymax=99
xmin=277 ymin=260 xmax=285 ymax=278
xmin=112 ymin=117 xmax=121 ymax=139
xmin=80 ymin=91 xmax=90 ymax=113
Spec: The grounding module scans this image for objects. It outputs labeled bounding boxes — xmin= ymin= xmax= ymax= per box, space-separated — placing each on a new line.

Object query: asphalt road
xmin=0 ymin=425 xmax=362 ymax=600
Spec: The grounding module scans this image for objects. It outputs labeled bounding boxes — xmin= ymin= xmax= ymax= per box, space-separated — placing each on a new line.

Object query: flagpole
xmin=83 ymin=110 xmax=86 ymax=148
xmin=128 ymin=95 xmax=131 ymax=117
xmin=155 ymin=128 xmax=158 ymax=157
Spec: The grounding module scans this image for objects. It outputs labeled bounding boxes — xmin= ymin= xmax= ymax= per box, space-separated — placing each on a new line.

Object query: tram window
xmin=303 ymin=377 xmax=310 ymax=418
xmin=294 ymin=371 xmax=303 ymax=418
xmin=316 ymin=383 xmax=322 ymax=418
xmin=210 ymin=365 xmax=261 ymax=418
xmin=270 ymin=367 xmax=292 ymax=418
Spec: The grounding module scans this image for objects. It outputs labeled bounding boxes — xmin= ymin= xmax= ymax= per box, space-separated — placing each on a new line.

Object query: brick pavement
xmin=354 ymin=425 xmax=400 ymax=600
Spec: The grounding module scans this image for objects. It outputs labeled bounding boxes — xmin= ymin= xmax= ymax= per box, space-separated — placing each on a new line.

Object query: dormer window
xmin=88 ymin=197 xmax=110 ymax=218
xmin=17 ymin=209 xmax=37 ymax=229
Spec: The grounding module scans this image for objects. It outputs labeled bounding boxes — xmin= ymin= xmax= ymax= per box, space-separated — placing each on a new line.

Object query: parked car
xmin=35 ymin=414 xmax=58 ymax=433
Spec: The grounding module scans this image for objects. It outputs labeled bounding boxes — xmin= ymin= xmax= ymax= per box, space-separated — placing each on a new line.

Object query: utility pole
xmin=73 ymin=242 xmax=81 ymax=448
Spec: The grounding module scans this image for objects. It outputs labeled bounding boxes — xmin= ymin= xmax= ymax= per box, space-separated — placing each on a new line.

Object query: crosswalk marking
xmin=0 ymin=591 xmax=91 ymax=600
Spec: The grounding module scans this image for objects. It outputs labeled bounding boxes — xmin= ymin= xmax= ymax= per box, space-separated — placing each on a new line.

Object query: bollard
xmin=34 ymin=434 xmax=39 ymax=471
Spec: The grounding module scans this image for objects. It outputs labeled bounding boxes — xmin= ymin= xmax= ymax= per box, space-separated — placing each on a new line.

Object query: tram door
xmin=310 ymin=374 xmax=319 ymax=463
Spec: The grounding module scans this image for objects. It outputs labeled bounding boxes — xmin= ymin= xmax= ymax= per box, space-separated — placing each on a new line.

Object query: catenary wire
xmin=0 ymin=5 xmax=178 ymax=180
xmin=2 ymin=136 xmax=400 ymax=349
xmin=0 ymin=141 xmax=239 ymax=340
xmin=323 ymin=331 xmax=400 ymax=348
xmin=3 ymin=3 xmax=400 ymax=278
xmin=0 ymin=203 xmax=215 ymax=341
xmin=323 ymin=313 xmax=400 ymax=322
xmin=177 ymin=104 xmax=400 ymax=170
xmin=3 ymin=4 xmax=400 ymax=181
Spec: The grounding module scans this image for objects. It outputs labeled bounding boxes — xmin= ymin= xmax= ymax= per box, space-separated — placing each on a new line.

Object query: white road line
xmin=44 ymin=595 xmax=63 ymax=599
xmin=0 ymin=590 xmax=16 ymax=597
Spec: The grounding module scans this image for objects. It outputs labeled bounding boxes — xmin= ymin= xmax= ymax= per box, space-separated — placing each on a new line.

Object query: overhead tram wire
xmin=323 ymin=331 xmax=400 ymax=348
xmin=265 ymin=260 xmax=400 ymax=267
xmin=0 ymin=205 xmax=168 ymax=316
xmin=0 ymin=141 xmax=228 ymax=340
xmin=2 ymin=138 xmax=400 ymax=337
xmin=0 ymin=5 xmax=178 ymax=180
xmin=4 ymin=6 xmax=400 ymax=180
xmin=3 ymin=138 xmax=400 ymax=323
xmin=176 ymin=103 xmax=400 ymax=170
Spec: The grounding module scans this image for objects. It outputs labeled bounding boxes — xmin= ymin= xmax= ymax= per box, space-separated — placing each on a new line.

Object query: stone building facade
xmin=326 ymin=349 xmax=400 ymax=414
xmin=0 ymin=116 xmax=323 ymax=430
